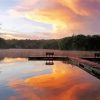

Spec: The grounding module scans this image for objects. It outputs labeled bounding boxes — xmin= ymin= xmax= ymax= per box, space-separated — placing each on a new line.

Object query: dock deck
xmin=68 ymin=57 xmax=100 ymax=79
xmin=28 ymin=56 xmax=68 ymax=61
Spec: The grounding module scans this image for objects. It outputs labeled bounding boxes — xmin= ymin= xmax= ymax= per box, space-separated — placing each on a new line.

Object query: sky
xmin=0 ymin=0 xmax=100 ymax=39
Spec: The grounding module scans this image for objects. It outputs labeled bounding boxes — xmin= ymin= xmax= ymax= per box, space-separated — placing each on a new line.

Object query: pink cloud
xmin=8 ymin=0 xmax=100 ymax=38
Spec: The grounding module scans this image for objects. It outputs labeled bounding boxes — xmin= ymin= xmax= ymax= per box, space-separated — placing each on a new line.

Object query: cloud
xmin=1 ymin=0 xmax=100 ymax=39
xmin=9 ymin=0 xmax=100 ymax=38
xmin=0 ymin=12 xmax=53 ymax=39
xmin=0 ymin=32 xmax=52 ymax=39
xmin=16 ymin=0 xmax=100 ymax=16
xmin=59 ymin=0 xmax=100 ymax=16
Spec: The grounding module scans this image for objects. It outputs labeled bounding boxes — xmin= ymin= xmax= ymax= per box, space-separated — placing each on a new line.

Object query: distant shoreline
xmin=0 ymin=49 xmax=99 ymax=58
xmin=0 ymin=35 xmax=100 ymax=51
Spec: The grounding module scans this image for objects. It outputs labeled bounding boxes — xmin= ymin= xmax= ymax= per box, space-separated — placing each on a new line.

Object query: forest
xmin=0 ymin=34 xmax=100 ymax=51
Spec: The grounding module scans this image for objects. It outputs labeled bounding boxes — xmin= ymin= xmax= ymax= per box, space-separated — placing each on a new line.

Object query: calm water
xmin=0 ymin=58 xmax=100 ymax=100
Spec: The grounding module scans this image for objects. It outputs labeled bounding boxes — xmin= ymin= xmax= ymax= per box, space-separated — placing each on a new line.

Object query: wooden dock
xmin=68 ymin=57 xmax=100 ymax=79
xmin=28 ymin=52 xmax=100 ymax=79
xmin=81 ymin=57 xmax=100 ymax=64
xmin=28 ymin=56 xmax=68 ymax=61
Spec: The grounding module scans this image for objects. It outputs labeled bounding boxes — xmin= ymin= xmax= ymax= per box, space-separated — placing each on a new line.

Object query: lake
xmin=0 ymin=57 xmax=100 ymax=100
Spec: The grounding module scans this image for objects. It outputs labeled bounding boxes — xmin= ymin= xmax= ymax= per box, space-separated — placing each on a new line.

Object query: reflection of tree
xmin=0 ymin=57 xmax=4 ymax=61
xmin=0 ymin=56 xmax=3 ymax=74
xmin=0 ymin=71 xmax=2 ymax=74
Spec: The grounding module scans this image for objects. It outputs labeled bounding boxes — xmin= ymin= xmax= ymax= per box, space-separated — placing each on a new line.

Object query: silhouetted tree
xmin=0 ymin=35 xmax=100 ymax=51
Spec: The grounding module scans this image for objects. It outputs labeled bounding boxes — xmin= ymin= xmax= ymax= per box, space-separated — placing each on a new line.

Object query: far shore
xmin=0 ymin=49 xmax=99 ymax=58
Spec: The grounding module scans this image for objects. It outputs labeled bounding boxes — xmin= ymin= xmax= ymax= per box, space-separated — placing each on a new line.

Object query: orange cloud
xmin=12 ymin=0 xmax=76 ymax=36
xmin=8 ymin=0 xmax=100 ymax=38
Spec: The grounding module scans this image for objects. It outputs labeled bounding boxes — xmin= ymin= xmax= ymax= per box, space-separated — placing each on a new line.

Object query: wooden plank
xmin=28 ymin=57 xmax=68 ymax=61
xmin=68 ymin=57 xmax=100 ymax=79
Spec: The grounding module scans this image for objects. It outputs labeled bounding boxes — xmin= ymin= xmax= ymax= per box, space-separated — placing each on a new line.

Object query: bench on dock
xmin=46 ymin=52 xmax=54 ymax=57
xmin=94 ymin=53 xmax=100 ymax=58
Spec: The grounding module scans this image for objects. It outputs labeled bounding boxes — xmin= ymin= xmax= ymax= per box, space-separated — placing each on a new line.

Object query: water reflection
xmin=0 ymin=70 xmax=2 ymax=74
xmin=46 ymin=60 xmax=54 ymax=65
xmin=8 ymin=62 xmax=100 ymax=100
xmin=0 ymin=57 xmax=26 ymax=63
xmin=0 ymin=57 xmax=4 ymax=61
xmin=0 ymin=58 xmax=52 ymax=99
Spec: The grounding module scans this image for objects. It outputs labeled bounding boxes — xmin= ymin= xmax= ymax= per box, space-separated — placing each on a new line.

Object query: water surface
xmin=0 ymin=58 xmax=100 ymax=100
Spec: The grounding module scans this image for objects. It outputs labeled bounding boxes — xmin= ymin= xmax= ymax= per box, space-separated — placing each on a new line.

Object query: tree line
xmin=0 ymin=34 xmax=100 ymax=51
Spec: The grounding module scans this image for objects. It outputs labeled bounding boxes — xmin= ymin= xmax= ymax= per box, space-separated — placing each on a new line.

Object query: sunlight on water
xmin=0 ymin=58 xmax=100 ymax=100
xmin=0 ymin=58 xmax=26 ymax=63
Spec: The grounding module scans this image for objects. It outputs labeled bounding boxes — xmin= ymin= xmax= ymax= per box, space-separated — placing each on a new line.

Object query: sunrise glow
xmin=0 ymin=0 xmax=100 ymax=39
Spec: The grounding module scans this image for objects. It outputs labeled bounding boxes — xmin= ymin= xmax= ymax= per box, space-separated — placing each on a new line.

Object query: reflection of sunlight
xmin=9 ymin=62 xmax=100 ymax=100
xmin=1 ymin=58 xmax=26 ymax=63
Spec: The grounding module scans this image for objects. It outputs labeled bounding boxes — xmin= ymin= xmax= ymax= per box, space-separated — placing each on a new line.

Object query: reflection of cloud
xmin=63 ymin=83 xmax=100 ymax=100
xmin=9 ymin=62 xmax=100 ymax=100
xmin=22 ymin=67 xmax=50 ymax=74
xmin=0 ymin=71 xmax=2 ymax=74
